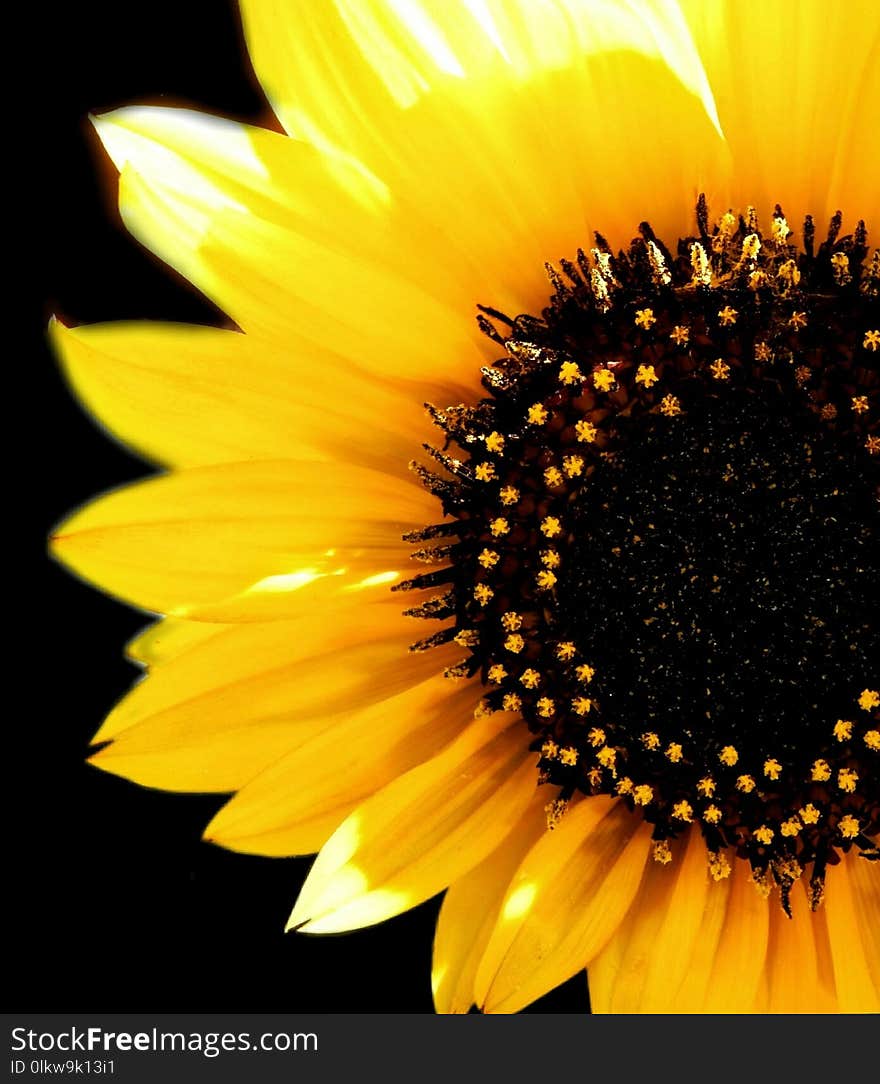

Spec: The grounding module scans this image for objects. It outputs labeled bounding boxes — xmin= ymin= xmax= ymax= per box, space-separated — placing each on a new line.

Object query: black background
xmin=28 ymin=0 xmax=588 ymax=1013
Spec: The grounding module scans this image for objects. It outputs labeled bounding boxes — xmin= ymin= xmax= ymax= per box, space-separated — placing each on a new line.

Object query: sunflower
xmin=51 ymin=0 xmax=879 ymax=1014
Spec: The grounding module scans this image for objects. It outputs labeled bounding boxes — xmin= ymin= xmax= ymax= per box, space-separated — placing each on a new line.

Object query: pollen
xmin=833 ymin=719 xmax=853 ymax=742
xmin=454 ymin=628 xmax=479 ymax=648
xmin=837 ymin=768 xmax=858 ymax=793
xmin=478 ymin=548 xmax=499 ymax=568
xmin=541 ymin=738 xmax=559 ymax=759
xmin=501 ymin=612 xmax=523 ymax=632
xmin=754 ymin=825 xmax=775 ymax=845
xmin=475 ymin=462 xmax=497 ymax=482
xmin=864 ymin=729 xmax=880 ymax=750
xmin=504 ymin=633 xmax=525 ymax=654
xmin=697 ymin=777 xmax=716 ymax=797
xmin=572 ymin=697 xmax=593 ymax=716
xmin=635 ymin=308 xmax=656 ymax=329
xmin=741 ymin=233 xmax=761 ymax=260
xmin=502 ymin=693 xmax=522 ymax=713
xmin=616 ymin=777 xmax=633 ymax=795
xmin=541 ymin=516 xmax=562 ymax=538
xmin=718 ymin=305 xmax=738 ymax=326
xmin=653 ymin=840 xmax=673 ymax=864
xmin=575 ymin=420 xmax=598 ymax=443
xmin=487 ymin=664 xmax=507 ymax=684
xmin=489 ymin=517 xmax=510 ymax=537
xmin=527 ymin=403 xmax=549 ymax=425
xmin=763 ymin=758 xmax=783 ymax=780
xmin=852 ymin=396 xmax=869 ymax=413
xmin=672 ymin=800 xmax=694 ymax=822
xmin=536 ymin=570 xmax=557 ymax=590
xmin=544 ymin=466 xmax=564 ymax=488
xmin=575 ymin=664 xmax=595 ymax=683
xmin=659 ymin=394 xmax=682 ymax=417
xmin=811 ymin=759 xmax=832 ymax=782
xmin=635 ymin=364 xmax=658 ymax=388
xmin=736 ymin=774 xmax=756 ymax=793
xmin=780 ymin=817 xmax=802 ymax=837
xmin=838 ymin=814 xmax=861 ymax=839
xmin=866 ymin=436 xmax=880 ymax=454
xmin=799 ymin=803 xmax=821 ymax=825
xmin=596 ymin=746 xmax=617 ymax=769
xmin=473 ymin=584 xmax=494 ymax=606
xmin=670 ymin=325 xmax=690 ymax=346
xmin=863 ymin=329 xmax=880 ymax=351
xmin=485 ymin=431 xmax=505 ymax=453
xmin=556 ymin=642 xmax=576 ymax=660
xmin=858 ymin=688 xmax=879 ymax=711
xmin=703 ymin=804 xmax=722 ymax=824
xmin=559 ymin=746 xmax=579 ymax=766
xmin=633 ymin=784 xmax=654 ymax=806
xmin=559 ymin=361 xmax=583 ymax=386
xmin=520 ymin=669 xmax=540 ymax=689
xmin=536 ymin=697 xmax=555 ymax=718
xmin=708 ymin=851 xmax=731 ymax=880
xmin=562 ymin=454 xmax=585 ymax=478
xmin=771 ymin=215 xmax=791 ymax=243
xmin=642 ymin=731 xmax=660 ymax=750
xmin=499 ymin=485 xmax=520 ymax=505
xmin=592 ymin=368 xmax=616 ymax=391
xmin=789 ymin=311 xmax=807 ymax=330
xmin=665 ymin=742 xmax=684 ymax=763
xmin=754 ymin=342 xmax=772 ymax=362
xmin=587 ymin=727 xmax=605 ymax=746
xmin=709 ymin=359 xmax=730 ymax=380
xmin=541 ymin=549 xmax=561 ymax=569
xmin=719 ymin=745 xmax=739 ymax=766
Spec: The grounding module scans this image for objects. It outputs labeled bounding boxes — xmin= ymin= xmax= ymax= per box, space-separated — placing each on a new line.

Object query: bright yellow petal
xmin=588 ymin=827 xmax=712 ymax=1012
xmin=287 ymin=711 xmax=536 ymax=933
xmin=825 ymin=852 xmax=879 ymax=1013
xmin=90 ymin=613 xmax=457 ymax=791
xmin=93 ymin=106 xmax=482 ymax=391
xmin=764 ymin=879 xmax=837 ymax=1013
xmin=432 ymin=789 xmax=549 ymax=1014
xmin=701 ymin=859 xmax=769 ymax=1013
xmin=241 ymin=0 xmax=729 ymax=313
xmin=51 ymin=459 xmax=432 ymax=621
xmin=204 ymin=676 xmax=482 ymax=856
xmin=125 ymin=617 xmax=227 ymax=667
xmin=51 ymin=319 xmax=432 ymax=477
xmin=680 ymin=0 xmax=880 ymax=224
xmin=475 ymin=798 xmax=652 ymax=1014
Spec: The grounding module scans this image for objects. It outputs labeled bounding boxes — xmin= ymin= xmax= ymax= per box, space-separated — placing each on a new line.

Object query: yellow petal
xmin=51 ymin=459 xmax=431 ymax=621
xmin=825 ymin=852 xmax=879 ymax=1013
xmin=51 ymin=319 xmax=431 ymax=477
xmin=241 ymin=0 xmax=728 ymax=312
xmin=432 ymin=789 xmax=549 ymax=1014
xmin=475 ymin=798 xmax=652 ymax=1014
xmin=764 ymin=879 xmax=837 ymax=1013
xmin=588 ymin=827 xmax=712 ymax=1012
xmin=91 ymin=614 xmax=456 ymax=791
xmin=680 ymin=0 xmax=880 ymax=224
xmin=701 ymin=859 xmax=769 ymax=1013
xmin=93 ymin=107 xmax=482 ymax=390
xmin=204 ymin=676 xmax=482 ymax=856
xmin=125 ymin=617 xmax=226 ymax=667
xmin=287 ymin=711 xmax=536 ymax=933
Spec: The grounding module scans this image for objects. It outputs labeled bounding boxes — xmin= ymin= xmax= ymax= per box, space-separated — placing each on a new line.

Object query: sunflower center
xmin=401 ymin=199 xmax=880 ymax=907
xmin=562 ymin=385 xmax=878 ymax=758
